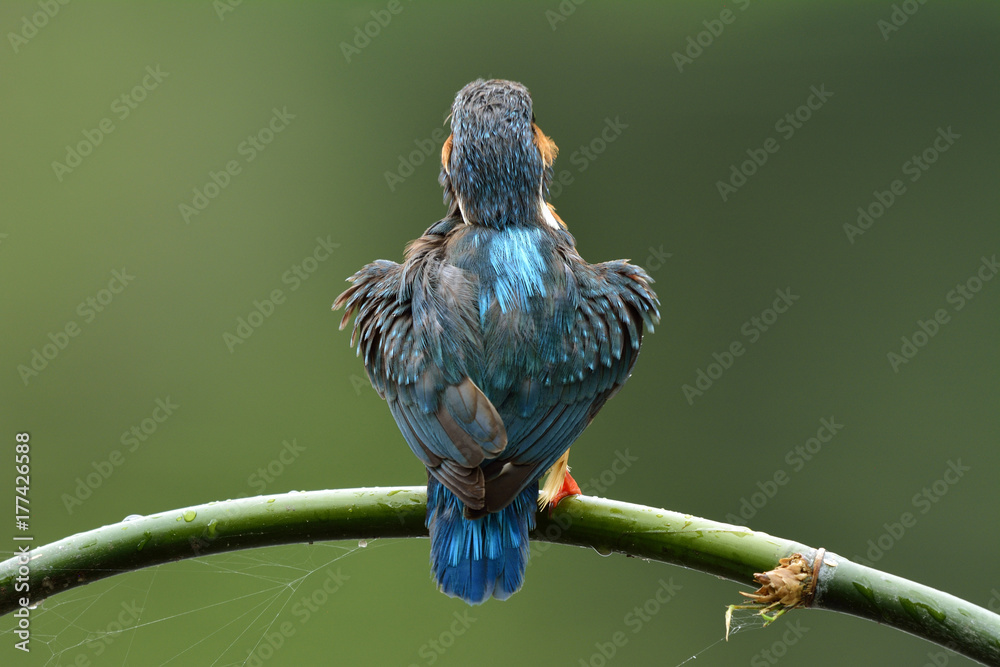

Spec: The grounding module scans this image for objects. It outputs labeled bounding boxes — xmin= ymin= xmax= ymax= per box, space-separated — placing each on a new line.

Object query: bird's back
xmin=399 ymin=217 xmax=656 ymax=514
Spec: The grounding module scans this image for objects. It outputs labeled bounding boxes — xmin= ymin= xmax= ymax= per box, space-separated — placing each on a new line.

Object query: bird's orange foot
xmin=538 ymin=449 xmax=581 ymax=511
xmin=547 ymin=471 xmax=581 ymax=511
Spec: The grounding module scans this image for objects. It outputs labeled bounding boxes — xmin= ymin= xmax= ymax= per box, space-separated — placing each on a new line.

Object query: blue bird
xmin=334 ymin=79 xmax=659 ymax=604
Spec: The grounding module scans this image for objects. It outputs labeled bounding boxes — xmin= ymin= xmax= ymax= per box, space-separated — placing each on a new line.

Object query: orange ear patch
xmin=441 ymin=133 xmax=453 ymax=174
xmin=533 ymin=123 xmax=559 ymax=167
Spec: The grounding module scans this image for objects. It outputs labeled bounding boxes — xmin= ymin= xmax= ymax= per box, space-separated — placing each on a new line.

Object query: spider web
xmin=665 ymin=606 xmax=772 ymax=667
xmin=653 ymin=602 xmax=792 ymax=667
xmin=2 ymin=537 xmax=781 ymax=666
xmin=0 ymin=540 xmax=373 ymax=666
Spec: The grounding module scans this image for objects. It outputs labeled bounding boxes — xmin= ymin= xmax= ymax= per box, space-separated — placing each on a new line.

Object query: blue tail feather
xmin=426 ymin=477 xmax=537 ymax=604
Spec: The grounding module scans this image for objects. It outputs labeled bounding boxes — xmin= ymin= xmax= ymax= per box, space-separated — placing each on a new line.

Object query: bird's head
xmin=440 ymin=79 xmax=563 ymax=229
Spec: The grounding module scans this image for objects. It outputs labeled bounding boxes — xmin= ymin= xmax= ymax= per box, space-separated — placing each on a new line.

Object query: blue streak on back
xmin=486 ymin=227 xmax=548 ymax=315
xmin=427 ymin=476 xmax=537 ymax=604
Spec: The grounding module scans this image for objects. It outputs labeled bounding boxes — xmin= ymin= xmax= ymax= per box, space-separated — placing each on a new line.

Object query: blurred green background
xmin=2 ymin=1 xmax=999 ymax=665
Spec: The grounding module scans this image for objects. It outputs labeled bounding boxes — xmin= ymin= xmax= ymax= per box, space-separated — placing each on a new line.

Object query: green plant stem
xmin=1 ymin=488 xmax=997 ymax=664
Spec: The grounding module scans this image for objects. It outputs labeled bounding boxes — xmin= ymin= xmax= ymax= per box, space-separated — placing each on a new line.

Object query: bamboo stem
xmin=1 ymin=488 xmax=996 ymax=664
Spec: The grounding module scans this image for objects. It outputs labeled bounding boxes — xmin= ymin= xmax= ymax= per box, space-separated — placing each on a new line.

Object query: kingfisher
xmin=334 ymin=79 xmax=659 ymax=604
